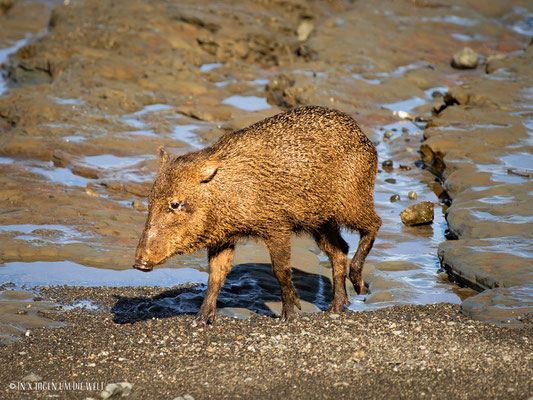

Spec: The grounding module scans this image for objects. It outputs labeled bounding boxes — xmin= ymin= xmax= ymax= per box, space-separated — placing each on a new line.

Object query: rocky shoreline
xmin=420 ymin=44 xmax=533 ymax=325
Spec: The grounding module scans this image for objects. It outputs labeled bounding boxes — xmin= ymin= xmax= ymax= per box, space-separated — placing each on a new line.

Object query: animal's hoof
xmin=189 ymin=318 xmax=205 ymax=328
xmin=190 ymin=311 xmax=214 ymax=327
xmin=328 ymin=298 xmax=348 ymax=313
xmin=280 ymin=308 xmax=297 ymax=323
xmin=354 ymin=280 xmax=367 ymax=295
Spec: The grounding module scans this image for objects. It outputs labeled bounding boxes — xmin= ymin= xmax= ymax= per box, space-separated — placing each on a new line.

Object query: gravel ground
xmin=0 ymin=286 xmax=531 ymax=400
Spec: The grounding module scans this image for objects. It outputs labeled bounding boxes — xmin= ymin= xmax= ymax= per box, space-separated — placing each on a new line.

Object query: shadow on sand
xmin=111 ymin=263 xmax=332 ymax=324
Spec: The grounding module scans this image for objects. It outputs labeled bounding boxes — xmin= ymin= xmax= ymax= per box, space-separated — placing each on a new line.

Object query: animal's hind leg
xmin=349 ymin=210 xmax=381 ymax=294
xmin=265 ymin=232 xmax=301 ymax=322
xmin=314 ymin=225 xmax=349 ymax=313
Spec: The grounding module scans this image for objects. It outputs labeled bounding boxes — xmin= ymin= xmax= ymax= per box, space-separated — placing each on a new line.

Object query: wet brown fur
xmin=135 ymin=105 xmax=381 ymax=326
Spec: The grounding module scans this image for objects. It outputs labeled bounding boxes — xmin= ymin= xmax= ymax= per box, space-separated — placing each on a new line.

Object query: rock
xmin=390 ymin=194 xmax=400 ymax=203
xmin=393 ymin=110 xmax=414 ymax=120
xmin=296 ymin=44 xmax=317 ymax=61
xmin=408 ymin=191 xmax=417 ymax=200
xmin=451 ymin=47 xmax=479 ymax=69
xmin=85 ymin=188 xmax=100 ymax=198
xmin=385 ymin=178 xmax=396 ymax=184
xmin=0 ymin=0 xmax=15 ymax=16
xmin=442 ymin=86 xmax=495 ymax=108
xmin=297 ymin=20 xmax=314 ymax=41
xmin=265 ymin=74 xmax=294 ymax=106
xmin=485 ymin=54 xmax=507 ymax=74
xmin=430 ymin=90 xmax=445 ymax=99
xmin=283 ymin=86 xmax=311 ymax=108
xmin=72 ymin=165 xmax=99 ymax=179
xmin=124 ymin=182 xmax=150 ymax=197
xmin=52 ymin=149 xmax=74 ymax=168
xmin=265 ymin=74 xmax=313 ymax=107
xmin=100 ymin=382 xmax=132 ymax=399
xmin=382 ymin=160 xmax=393 ymax=171
xmin=22 ymin=372 xmax=42 ymax=382
xmin=132 ymin=200 xmax=147 ymax=211
xmin=400 ymin=201 xmax=434 ymax=226
xmin=173 ymin=396 xmax=195 ymax=400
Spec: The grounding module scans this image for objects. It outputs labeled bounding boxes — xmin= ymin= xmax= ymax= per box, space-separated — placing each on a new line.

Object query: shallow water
xmin=170 ymin=124 xmax=204 ymax=148
xmin=382 ymin=97 xmax=426 ymax=113
xmin=0 ymin=36 xmax=30 ymax=96
xmin=0 ymin=157 xmax=92 ymax=187
xmin=0 ymin=261 xmax=207 ymax=287
xmin=222 ymin=95 xmax=271 ymax=111
xmin=81 ymin=154 xmax=151 ymax=169
xmin=0 ymin=224 xmax=86 ymax=244
xmin=200 ymin=63 xmax=223 ymax=72
xmin=0 ymin=287 xmax=65 ymax=344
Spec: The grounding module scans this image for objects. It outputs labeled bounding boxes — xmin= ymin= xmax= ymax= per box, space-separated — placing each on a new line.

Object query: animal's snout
xmin=133 ymin=259 xmax=154 ymax=272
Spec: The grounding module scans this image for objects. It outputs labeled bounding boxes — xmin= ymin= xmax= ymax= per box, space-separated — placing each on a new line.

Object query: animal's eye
xmin=169 ymin=201 xmax=183 ymax=212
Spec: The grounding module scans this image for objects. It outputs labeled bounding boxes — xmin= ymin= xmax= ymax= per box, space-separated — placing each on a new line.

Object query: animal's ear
xmin=158 ymin=146 xmax=170 ymax=167
xmin=198 ymin=158 xmax=219 ymax=183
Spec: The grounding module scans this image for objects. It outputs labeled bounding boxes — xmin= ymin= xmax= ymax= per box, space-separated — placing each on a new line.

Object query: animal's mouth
xmin=133 ymin=260 xmax=154 ymax=272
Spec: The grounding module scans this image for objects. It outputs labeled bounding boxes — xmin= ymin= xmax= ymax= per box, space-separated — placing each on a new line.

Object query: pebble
xmin=173 ymin=395 xmax=195 ymax=400
xmin=390 ymin=194 xmax=400 ymax=203
xmin=408 ymin=191 xmax=417 ymax=200
xmin=383 ymin=130 xmax=393 ymax=139
xmin=100 ymin=382 xmax=132 ymax=399
xmin=333 ymin=381 xmax=349 ymax=387
xmin=132 ymin=200 xmax=147 ymax=211
xmin=393 ymin=110 xmax=414 ymax=120
xmin=22 ymin=372 xmax=42 ymax=382
xmin=451 ymin=47 xmax=479 ymax=69
xmin=329 ymin=313 xmax=340 ymax=319
xmin=385 ymin=178 xmax=396 ymax=184
xmin=382 ymin=160 xmax=393 ymax=171
xmin=85 ymin=188 xmax=100 ymax=198
xmin=297 ymin=20 xmax=314 ymax=41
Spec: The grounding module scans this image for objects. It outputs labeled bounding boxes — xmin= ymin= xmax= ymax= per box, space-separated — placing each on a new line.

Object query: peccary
xmin=134 ymin=105 xmax=381 ymax=326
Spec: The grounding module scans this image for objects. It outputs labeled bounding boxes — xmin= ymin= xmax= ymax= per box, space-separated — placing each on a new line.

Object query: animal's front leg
xmin=191 ymin=243 xmax=235 ymax=327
